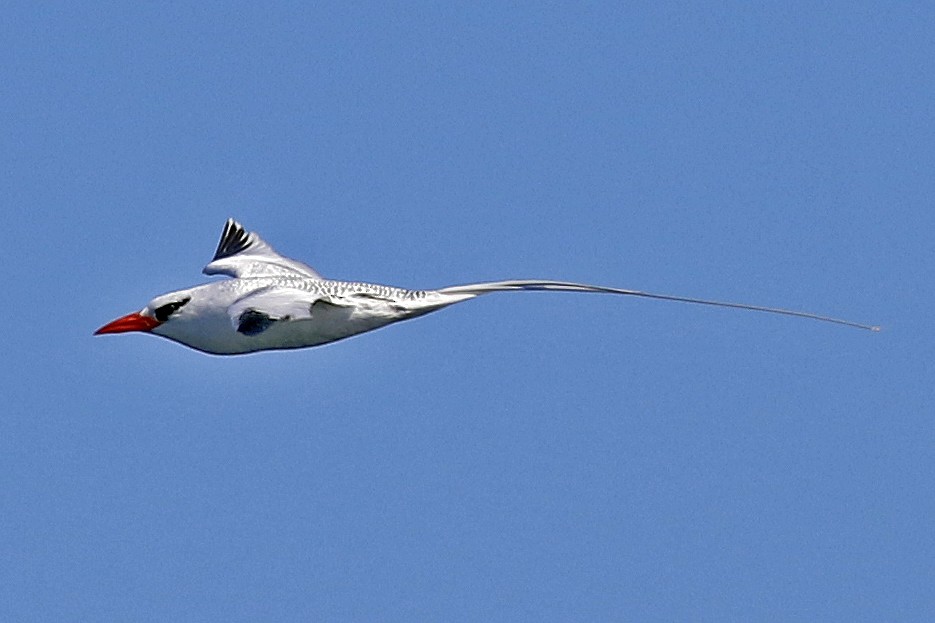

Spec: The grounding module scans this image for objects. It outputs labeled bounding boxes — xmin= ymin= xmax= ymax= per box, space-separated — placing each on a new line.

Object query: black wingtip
xmin=212 ymin=218 xmax=253 ymax=261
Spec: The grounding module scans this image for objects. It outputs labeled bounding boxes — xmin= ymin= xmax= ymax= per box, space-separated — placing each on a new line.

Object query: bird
xmin=95 ymin=219 xmax=879 ymax=355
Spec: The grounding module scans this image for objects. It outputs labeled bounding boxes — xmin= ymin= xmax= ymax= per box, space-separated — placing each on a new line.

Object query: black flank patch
xmin=237 ymin=309 xmax=275 ymax=336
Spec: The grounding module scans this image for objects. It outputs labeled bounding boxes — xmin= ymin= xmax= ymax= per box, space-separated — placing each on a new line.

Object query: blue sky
xmin=2 ymin=2 xmax=932 ymax=621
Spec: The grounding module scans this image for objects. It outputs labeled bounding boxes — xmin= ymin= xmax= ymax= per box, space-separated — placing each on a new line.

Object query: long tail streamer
xmin=438 ymin=280 xmax=880 ymax=332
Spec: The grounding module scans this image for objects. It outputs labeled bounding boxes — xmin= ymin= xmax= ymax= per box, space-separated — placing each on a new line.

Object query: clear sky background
xmin=2 ymin=3 xmax=931 ymax=621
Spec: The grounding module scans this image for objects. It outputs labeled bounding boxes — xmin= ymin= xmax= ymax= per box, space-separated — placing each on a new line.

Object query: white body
xmin=95 ymin=219 xmax=877 ymax=355
xmin=150 ymin=275 xmax=468 ymax=354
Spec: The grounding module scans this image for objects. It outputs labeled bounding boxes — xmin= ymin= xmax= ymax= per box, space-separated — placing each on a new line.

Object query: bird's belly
xmin=232 ymin=304 xmax=404 ymax=353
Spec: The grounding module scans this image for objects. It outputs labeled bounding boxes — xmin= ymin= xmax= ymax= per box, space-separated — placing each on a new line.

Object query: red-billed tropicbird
xmin=95 ymin=219 xmax=878 ymax=355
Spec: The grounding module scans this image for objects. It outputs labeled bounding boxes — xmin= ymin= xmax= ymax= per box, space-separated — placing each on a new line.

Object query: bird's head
xmin=95 ymin=290 xmax=196 ymax=338
xmin=95 ymin=283 xmax=251 ymax=354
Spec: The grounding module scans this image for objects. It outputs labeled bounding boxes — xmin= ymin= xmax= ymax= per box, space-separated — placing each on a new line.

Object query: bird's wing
xmin=226 ymin=286 xmax=354 ymax=336
xmin=203 ymin=219 xmax=324 ymax=279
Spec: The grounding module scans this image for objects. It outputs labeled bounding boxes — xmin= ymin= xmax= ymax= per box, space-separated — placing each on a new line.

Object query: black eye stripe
xmin=154 ymin=297 xmax=191 ymax=322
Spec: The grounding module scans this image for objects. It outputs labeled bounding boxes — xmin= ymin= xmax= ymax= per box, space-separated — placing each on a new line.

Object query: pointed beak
xmin=94 ymin=312 xmax=161 ymax=335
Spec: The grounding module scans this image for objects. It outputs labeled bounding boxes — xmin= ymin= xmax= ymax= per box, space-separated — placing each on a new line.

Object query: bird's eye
xmin=154 ymin=297 xmax=191 ymax=322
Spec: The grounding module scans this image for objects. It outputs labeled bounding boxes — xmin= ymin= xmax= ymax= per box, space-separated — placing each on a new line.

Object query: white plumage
xmin=95 ymin=219 xmax=878 ymax=355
